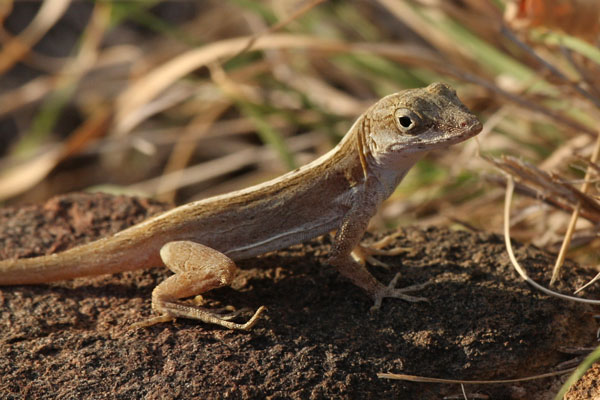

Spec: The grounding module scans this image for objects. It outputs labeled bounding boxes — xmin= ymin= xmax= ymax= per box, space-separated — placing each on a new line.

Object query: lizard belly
xmin=222 ymin=213 xmax=341 ymax=260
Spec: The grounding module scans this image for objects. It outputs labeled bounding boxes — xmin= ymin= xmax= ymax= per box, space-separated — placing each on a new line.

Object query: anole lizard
xmin=0 ymin=83 xmax=482 ymax=330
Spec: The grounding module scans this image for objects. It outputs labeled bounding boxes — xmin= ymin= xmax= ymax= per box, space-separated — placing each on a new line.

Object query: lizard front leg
xmin=328 ymin=203 xmax=431 ymax=311
xmin=132 ymin=241 xmax=265 ymax=330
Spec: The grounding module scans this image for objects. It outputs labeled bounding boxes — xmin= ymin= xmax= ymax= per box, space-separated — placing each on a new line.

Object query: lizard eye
xmin=399 ymin=116 xmax=412 ymax=128
xmin=395 ymin=108 xmax=422 ymax=134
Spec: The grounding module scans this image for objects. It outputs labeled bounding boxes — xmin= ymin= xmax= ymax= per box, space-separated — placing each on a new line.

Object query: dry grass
xmin=1 ymin=0 xmax=600 ymax=396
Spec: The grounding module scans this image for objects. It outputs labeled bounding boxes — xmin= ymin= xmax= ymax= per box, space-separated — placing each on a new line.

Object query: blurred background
xmin=1 ymin=0 xmax=600 ymax=269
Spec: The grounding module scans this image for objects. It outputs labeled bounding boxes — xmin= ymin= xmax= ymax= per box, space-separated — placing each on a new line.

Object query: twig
xmin=550 ymin=131 xmax=600 ymax=285
xmin=224 ymin=0 xmax=328 ymax=63
xmin=503 ymin=175 xmax=600 ymax=304
xmin=501 ymin=25 xmax=600 ymax=109
xmin=574 ymin=271 xmax=600 ymax=294
xmin=378 ymin=367 xmax=575 ymax=384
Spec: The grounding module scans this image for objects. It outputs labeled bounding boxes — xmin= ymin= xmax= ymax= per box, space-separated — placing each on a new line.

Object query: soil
xmin=0 ymin=192 xmax=598 ymax=400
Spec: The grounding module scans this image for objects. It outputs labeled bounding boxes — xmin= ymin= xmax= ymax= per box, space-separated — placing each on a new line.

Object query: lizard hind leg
xmin=131 ymin=240 xmax=265 ymax=331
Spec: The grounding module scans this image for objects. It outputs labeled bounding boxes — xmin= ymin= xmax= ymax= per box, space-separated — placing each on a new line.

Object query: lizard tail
xmin=0 ymin=233 xmax=163 ymax=285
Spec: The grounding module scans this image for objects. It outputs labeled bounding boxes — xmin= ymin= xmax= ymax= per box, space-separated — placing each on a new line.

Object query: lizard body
xmin=0 ymin=83 xmax=481 ymax=330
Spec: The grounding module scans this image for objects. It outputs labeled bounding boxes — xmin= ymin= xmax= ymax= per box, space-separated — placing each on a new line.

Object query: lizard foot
xmin=131 ymin=305 xmax=266 ymax=331
xmin=190 ymin=298 xmax=254 ymax=322
xmin=352 ymin=232 xmax=411 ymax=270
xmin=370 ymin=273 xmax=432 ymax=312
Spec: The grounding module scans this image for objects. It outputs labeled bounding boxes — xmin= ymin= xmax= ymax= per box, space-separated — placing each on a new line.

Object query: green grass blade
xmin=554 ymin=345 xmax=600 ymax=399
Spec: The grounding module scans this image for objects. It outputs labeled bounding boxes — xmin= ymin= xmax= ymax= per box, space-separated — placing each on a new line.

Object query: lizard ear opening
xmin=394 ymin=108 xmax=422 ymax=134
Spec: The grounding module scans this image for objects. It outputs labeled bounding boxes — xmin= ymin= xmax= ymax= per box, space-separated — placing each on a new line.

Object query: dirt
xmin=0 ymin=192 xmax=598 ymax=400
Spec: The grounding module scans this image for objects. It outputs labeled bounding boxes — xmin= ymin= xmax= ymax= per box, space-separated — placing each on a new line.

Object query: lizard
xmin=0 ymin=82 xmax=482 ymax=330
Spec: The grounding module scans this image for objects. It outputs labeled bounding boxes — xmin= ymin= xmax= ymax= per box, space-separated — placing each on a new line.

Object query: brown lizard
xmin=0 ymin=82 xmax=482 ymax=330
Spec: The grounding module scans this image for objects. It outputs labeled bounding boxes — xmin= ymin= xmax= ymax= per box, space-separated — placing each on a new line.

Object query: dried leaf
xmin=505 ymin=0 xmax=600 ymax=42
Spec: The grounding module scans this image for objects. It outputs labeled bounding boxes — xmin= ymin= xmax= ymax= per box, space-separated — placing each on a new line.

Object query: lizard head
xmin=363 ymin=82 xmax=482 ymax=166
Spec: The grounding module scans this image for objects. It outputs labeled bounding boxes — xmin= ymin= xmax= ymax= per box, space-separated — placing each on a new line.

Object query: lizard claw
xmin=369 ymin=273 xmax=431 ymax=312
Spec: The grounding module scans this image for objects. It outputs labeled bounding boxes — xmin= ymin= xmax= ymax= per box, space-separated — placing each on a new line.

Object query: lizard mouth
xmin=435 ymin=117 xmax=482 ymax=143
xmin=453 ymin=118 xmax=482 ymax=139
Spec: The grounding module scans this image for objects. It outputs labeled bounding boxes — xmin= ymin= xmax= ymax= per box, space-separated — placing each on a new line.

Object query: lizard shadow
xmin=25 ymin=242 xmax=598 ymax=340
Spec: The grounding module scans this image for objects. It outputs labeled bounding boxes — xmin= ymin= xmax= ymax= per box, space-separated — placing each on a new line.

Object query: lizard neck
xmin=368 ymin=152 xmax=422 ymax=199
xmin=354 ymin=112 xmax=424 ymax=201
